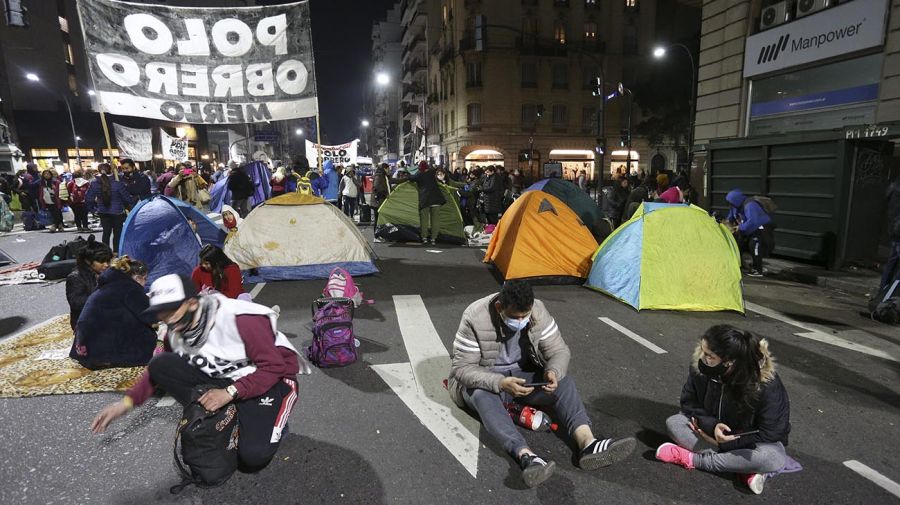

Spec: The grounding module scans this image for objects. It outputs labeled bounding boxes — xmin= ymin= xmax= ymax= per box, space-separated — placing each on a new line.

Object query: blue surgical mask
xmin=502 ymin=313 xmax=531 ymax=332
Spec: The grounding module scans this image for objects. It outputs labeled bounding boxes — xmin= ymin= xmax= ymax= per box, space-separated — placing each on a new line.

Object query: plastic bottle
xmin=505 ymin=403 xmax=558 ymax=432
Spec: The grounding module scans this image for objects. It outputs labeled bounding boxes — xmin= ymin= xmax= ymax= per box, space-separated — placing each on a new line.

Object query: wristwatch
xmin=225 ymin=385 xmax=239 ymax=400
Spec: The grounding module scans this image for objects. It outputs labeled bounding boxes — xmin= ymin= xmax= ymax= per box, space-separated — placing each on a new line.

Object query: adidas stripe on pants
xmin=148 ymin=353 xmax=299 ymax=473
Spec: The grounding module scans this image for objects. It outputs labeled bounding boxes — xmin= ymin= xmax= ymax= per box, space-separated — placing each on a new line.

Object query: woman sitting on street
xmin=191 ymin=244 xmax=246 ymax=299
xmin=655 ymin=324 xmax=791 ymax=495
xmin=70 ymin=256 xmax=157 ymax=370
xmin=65 ymin=238 xmax=113 ymax=331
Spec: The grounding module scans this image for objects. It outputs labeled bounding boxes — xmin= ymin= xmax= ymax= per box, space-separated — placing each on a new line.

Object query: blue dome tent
xmin=208 ymin=161 xmax=273 ymax=213
xmin=120 ymin=196 xmax=226 ymax=285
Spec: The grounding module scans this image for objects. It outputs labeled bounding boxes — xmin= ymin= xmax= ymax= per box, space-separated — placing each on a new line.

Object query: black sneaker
xmin=519 ymin=453 xmax=556 ymax=488
xmin=578 ymin=437 xmax=636 ymax=470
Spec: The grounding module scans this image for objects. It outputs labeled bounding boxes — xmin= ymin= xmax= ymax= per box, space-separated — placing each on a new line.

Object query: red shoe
xmin=655 ymin=442 xmax=695 ymax=469
xmin=744 ymin=473 xmax=766 ymax=494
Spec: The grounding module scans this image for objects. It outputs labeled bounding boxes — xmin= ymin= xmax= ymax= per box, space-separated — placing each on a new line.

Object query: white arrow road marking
xmin=598 ymin=317 xmax=667 ymax=354
xmin=746 ymin=302 xmax=899 ymax=363
xmin=371 ymin=295 xmax=481 ymax=478
xmin=844 ymin=460 xmax=900 ymax=498
xmin=249 ymin=282 xmax=266 ymax=300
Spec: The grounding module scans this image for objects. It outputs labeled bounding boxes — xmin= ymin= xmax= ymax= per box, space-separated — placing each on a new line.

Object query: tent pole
xmin=99 ymin=111 xmax=119 ymax=181
xmin=315 ymin=114 xmax=322 ymax=169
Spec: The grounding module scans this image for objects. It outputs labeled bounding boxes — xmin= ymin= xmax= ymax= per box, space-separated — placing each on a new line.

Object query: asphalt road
xmin=0 ymin=224 xmax=898 ymax=505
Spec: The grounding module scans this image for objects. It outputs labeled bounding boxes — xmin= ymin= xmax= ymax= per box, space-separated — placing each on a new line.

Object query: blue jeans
xmin=461 ymin=368 xmax=593 ymax=458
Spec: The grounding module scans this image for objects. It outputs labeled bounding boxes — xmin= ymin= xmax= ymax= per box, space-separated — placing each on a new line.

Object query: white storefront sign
xmin=743 ymin=0 xmax=889 ymax=78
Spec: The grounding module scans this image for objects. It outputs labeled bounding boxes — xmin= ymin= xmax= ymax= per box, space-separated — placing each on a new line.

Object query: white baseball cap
xmin=144 ymin=274 xmax=198 ymax=316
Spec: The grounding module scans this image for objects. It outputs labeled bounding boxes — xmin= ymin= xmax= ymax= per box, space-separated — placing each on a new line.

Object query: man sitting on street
xmin=448 ymin=280 xmax=636 ymax=487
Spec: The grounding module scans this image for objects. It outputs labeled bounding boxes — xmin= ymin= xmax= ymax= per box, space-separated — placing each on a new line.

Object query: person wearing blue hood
xmin=726 ymin=189 xmax=774 ymax=277
xmin=321 ymin=160 xmax=340 ymax=205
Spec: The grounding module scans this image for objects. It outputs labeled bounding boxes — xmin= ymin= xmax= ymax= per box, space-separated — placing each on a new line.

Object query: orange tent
xmin=484 ymin=191 xmax=599 ymax=282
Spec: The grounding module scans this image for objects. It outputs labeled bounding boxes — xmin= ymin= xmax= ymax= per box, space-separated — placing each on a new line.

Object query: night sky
xmin=260 ymin=0 xmax=397 ymax=143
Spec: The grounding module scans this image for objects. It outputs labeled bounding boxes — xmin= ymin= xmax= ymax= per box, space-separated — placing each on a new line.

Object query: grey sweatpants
xmin=666 ymin=413 xmax=786 ymax=474
xmin=462 ymin=368 xmax=593 ymax=458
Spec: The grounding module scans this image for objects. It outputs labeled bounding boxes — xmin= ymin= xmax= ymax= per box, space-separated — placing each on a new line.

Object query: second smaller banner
xmin=160 ymin=129 xmax=189 ymax=162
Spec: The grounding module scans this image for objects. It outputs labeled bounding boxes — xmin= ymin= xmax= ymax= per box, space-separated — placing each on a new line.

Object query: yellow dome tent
xmin=484 ymin=191 xmax=599 ymax=283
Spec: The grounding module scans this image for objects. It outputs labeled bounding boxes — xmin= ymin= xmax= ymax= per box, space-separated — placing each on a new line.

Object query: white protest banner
xmin=113 ymin=123 xmax=152 ymax=161
xmin=77 ymin=0 xmax=318 ymax=124
xmin=306 ymin=139 xmax=359 ymax=166
xmin=160 ymin=129 xmax=189 ymax=162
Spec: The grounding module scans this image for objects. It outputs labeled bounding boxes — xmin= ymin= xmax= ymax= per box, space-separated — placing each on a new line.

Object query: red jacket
xmin=38 ymin=179 xmax=66 ymax=210
xmin=191 ymin=264 xmax=244 ymax=299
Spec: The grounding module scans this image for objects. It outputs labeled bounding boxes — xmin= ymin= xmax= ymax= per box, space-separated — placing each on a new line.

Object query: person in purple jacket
xmin=726 ymin=189 xmax=774 ymax=277
xmin=85 ymin=163 xmax=133 ymax=254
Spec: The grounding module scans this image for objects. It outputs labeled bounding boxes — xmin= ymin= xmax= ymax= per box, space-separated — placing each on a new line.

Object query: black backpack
xmin=869 ymin=277 xmax=899 ymax=325
xmin=170 ymin=386 xmax=240 ymax=494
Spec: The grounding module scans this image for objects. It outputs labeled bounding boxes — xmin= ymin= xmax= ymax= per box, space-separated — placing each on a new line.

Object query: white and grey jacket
xmin=448 ymin=293 xmax=570 ymax=408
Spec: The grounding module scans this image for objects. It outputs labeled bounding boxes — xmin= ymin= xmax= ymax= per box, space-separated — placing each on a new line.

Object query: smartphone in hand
xmin=522 ymin=381 xmax=550 ymax=388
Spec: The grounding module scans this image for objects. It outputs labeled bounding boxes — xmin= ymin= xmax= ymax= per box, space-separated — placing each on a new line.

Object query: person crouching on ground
xmin=656 ymin=324 xmax=791 ymax=495
xmin=448 ymin=280 xmax=636 ymax=488
xmin=726 ymin=189 xmax=774 ymax=277
xmin=70 ymin=256 xmax=156 ymax=369
xmin=91 ymin=274 xmax=300 ymax=474
xmin=192 ymin=244 xmax=246 ymax=300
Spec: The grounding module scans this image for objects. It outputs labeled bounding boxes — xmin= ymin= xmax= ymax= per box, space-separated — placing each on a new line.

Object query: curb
xmin=767 ymin=265 xmax=879 ymax=298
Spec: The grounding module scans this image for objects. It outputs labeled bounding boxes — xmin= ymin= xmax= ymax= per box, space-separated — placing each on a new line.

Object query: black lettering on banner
xmin=203 ymin=103 xmax=226 ymax=123
xmin=161 ymin=101 xmax=185 ymax=121
xmin=245 ymin=103 xmax=272 ymax=122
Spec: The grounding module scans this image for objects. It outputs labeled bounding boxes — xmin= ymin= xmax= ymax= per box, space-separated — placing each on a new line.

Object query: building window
xmin=67 ymin=73 xmax=78 ymax=95
xmin=552 ymin=63 xmax=569 ymax=89
xmin=582 ymin=107 xmax=597 ymax=133
xmin=466 ymin=61 xmax=482 ymax=87
xmin=584 ymin=22 xmax=597 ymax=42
xmin=552 ymin=104 xmax=567 ymax=128
xmin=585 ymin=0 xmax=598 ymax=6
xmin=522 ymin=17 xmax=538 ymax=41
xmin=451 ymin=110 xmax=456 ymax=130
xmin=623 ymin=25 xmax=638 ymax=55
xmin=64 ymin=43 xmax=74 ymax=65
xmin=58 ymin=16 xmax=69 ymax=33
xmin=522 ymin=104 xmax=537 ymax=126
xmin=521 ymin=62 xmax=537 ymax=88
xmin=625 ymin=0 xmax=638 ymax=7
xmin=554 ymin=21 xmax=567 ymax=45
xmin=467 ymin=103 xmax=482 ymax=127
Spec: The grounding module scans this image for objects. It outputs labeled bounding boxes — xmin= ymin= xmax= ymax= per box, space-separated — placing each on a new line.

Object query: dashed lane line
xmin=843 ymin=460 xmax=900 ymax=499
xmin=598 ymin=317 xmax=667 ymax=354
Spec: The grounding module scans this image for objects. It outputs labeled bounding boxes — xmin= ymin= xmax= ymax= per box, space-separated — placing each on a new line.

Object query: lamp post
xmin=360 ymin=120 xmax=370 ymax=156
xmin=616 ymin=83 xmax=634 ymax=178
xmin=27 ymin=73 xmax=81 ymax=169
xmin=375 ymin=72 xmax=391 ymax=162
xmin=653 ymin=43 xmax=697 ymax=169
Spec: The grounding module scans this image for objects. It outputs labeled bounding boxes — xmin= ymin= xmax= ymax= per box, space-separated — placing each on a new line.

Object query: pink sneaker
xmin=744 ymin=473 xmax=766 ymax=494
xmin=655 ymin=442 xmax=695 ymax=469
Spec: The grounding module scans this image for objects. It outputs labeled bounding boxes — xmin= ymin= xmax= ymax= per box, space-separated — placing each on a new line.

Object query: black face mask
xmin=698 ymin=359 xmax=728 ymax=378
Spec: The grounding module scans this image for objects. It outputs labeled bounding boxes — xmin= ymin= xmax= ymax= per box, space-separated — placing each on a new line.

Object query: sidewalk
xmin=764 ymin=257 xmax=882 ymax=298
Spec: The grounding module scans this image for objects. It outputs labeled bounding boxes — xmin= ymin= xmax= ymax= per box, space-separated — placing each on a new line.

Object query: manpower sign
xmin=743 ymin=0 xmax=889 ymax=78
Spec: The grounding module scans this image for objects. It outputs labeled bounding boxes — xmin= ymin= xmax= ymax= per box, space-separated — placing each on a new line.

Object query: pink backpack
xmin=324 ymin=267 xmax=365 ymax=307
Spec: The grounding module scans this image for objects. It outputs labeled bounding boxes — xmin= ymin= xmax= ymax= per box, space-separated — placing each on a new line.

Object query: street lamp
xmin=375 ymin=72 xmax=390 ymax=86
xmin=653 ymin=43 xmax=697 ymax=169
xmin=26 ymin=72 xmax=81 ymax=169
xmin=295 ymin=128 xmax=303 ymax=136
xmin=361 ymin=120 xmax=370 ymax=128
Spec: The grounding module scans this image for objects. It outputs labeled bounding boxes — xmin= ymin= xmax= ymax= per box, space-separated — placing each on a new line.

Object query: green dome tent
xmin=526 ymin=178 xmax=608 ymax=240
xmin=375 ymin=182 xmax=466 ymax=245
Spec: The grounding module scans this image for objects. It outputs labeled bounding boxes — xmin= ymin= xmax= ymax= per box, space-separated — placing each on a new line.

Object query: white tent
xmin=224 ymin=193 xmax=378 ymax=282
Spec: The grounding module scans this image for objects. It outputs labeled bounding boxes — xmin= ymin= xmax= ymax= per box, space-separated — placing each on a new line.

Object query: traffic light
xmin=4 ymin=0 xmax=28 ymax=28
xmin=591 ymin=77 xmax=603 ymax=97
